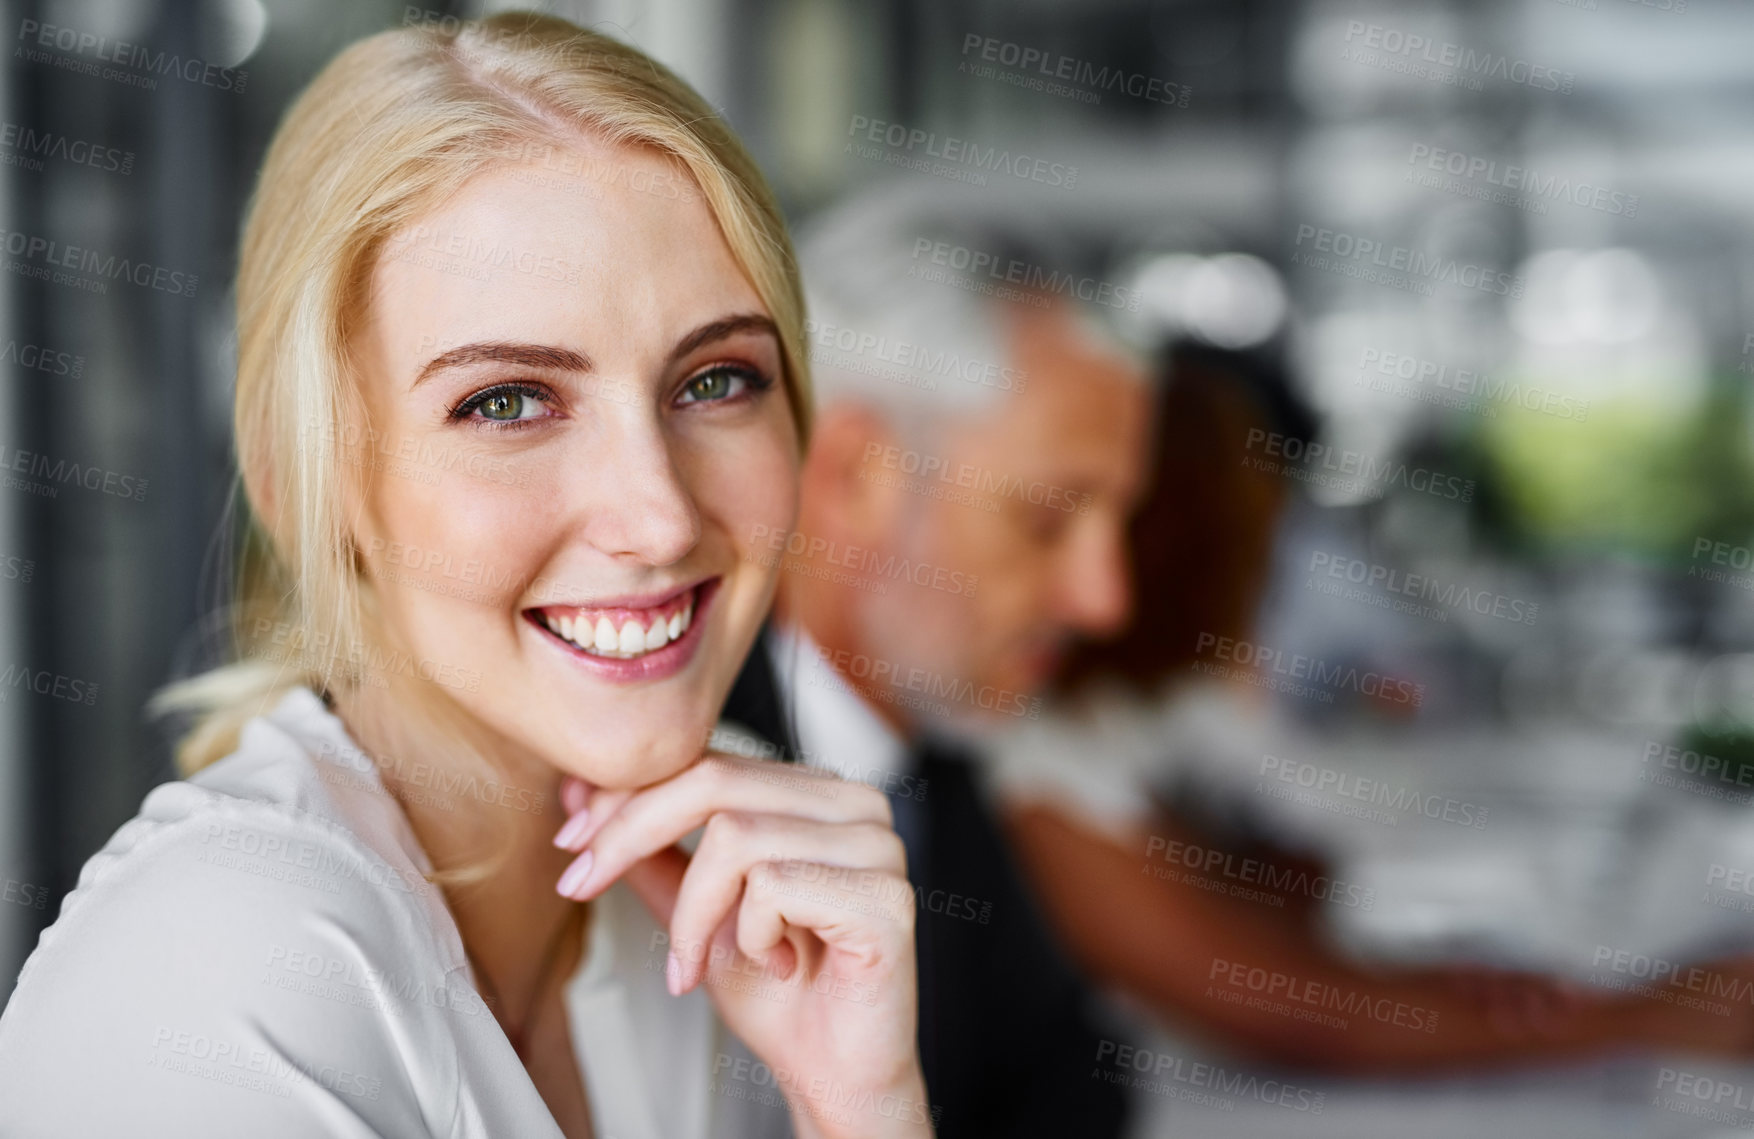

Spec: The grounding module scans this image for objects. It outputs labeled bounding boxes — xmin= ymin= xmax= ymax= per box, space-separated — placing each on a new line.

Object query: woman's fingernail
xmin=556 ymin=850 xmax=594 ymax=898
xmin=665 ymin=949 xmax=683 ymax=996
xmin=552 ymin=809 xmax=591 ymax=849
xmin=561 ymin=778 xmax=591 ymax=816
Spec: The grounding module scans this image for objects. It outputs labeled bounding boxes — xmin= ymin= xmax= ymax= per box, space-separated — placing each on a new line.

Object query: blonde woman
xmin=0 ymin=13 xmax=930 ymax=1139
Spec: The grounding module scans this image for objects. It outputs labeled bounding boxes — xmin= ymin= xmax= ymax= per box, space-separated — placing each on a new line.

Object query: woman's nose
xmin=570 ymin=411 xmax=702 ymax=565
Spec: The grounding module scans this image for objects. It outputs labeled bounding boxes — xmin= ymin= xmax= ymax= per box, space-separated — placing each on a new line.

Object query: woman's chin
xmin=550 ymin=728 xmax=714 ymax=791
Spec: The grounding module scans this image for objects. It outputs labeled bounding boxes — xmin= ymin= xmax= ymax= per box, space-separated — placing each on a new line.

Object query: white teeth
xmin=539 ymin=587 xmax=700 ymax=659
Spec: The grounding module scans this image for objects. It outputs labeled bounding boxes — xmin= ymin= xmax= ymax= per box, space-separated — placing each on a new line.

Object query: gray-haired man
xmin=721 ymin=183 xmax=1156 ymax=1138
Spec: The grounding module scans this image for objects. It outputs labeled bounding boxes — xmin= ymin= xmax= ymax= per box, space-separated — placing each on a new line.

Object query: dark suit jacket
xmin=721 ymin=627 xmax=1129 ymax=1139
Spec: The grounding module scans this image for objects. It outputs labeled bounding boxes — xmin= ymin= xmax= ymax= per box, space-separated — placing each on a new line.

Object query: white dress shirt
xmin=0 ymin=686 xmax=792 ymax=1139
xmin=763 ymin=624 xmax=915 ymax=796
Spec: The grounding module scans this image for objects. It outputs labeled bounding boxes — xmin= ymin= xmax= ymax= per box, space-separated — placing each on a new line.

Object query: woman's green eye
xmin=684 ymin=369 xmax=735 ymax=402
xmin=481 ymin=391 xmax=526 ymax=419
xmin=674 ymin=365 xmax=771 ymax=407
xmin=462 ymin=385 xmax=550 ymax=423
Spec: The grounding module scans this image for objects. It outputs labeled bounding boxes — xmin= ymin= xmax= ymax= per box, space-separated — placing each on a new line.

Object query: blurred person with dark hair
xmin=987 ymin=340 xmax=1754 ymax=1074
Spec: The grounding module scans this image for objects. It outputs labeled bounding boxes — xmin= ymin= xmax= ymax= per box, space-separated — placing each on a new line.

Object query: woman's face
xmin=350 ymin=137 xmax=799 ymax=789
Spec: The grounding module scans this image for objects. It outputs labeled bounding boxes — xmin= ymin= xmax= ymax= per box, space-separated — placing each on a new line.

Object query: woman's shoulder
xmin=32 ymin=686 xmax=454 ymax=971
xmin=0 ymin=687 xmax=495 ymax=1137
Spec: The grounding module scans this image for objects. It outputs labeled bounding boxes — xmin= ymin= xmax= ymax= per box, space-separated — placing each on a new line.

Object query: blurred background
xmin=7 ymin=0 xmax=1754 ymax=1134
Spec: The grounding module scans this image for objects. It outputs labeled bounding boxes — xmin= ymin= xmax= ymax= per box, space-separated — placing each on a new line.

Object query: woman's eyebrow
xmin=667 ymin=313 xmax=778 ymax=366
xmin=410 ymin=314 xmax=776 ymax=391
xmin=411 ymin=342 xmax=594 ymax=390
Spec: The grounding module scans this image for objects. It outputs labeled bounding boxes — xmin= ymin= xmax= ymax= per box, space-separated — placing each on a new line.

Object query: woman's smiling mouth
xmin=524 ymin=577 xmax=719 ymax=680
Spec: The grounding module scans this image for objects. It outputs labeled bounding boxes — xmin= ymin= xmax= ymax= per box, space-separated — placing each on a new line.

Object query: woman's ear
xmin=237 ymin=435 xmax=281 ymax=553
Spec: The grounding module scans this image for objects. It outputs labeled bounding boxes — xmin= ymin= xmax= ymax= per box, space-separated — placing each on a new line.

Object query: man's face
xmin=852 ymin=303 xmax=1152 ymax=723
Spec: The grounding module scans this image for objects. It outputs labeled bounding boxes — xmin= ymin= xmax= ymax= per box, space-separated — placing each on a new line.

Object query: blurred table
xmin=1116 ymin=721 xmax=1754 ymax=1138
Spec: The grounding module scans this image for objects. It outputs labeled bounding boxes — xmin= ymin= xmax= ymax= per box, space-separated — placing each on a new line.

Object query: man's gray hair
xmin=793 ymin=181 xmax=1101 ymax=445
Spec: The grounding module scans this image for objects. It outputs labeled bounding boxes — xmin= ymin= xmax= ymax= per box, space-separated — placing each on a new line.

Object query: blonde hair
xmin=149 ymin=14 xmax=811 ymax=804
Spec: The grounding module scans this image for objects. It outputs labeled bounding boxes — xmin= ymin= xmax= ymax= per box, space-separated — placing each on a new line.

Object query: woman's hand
xmin=552 ymin=753 xmax=935 ymax=1139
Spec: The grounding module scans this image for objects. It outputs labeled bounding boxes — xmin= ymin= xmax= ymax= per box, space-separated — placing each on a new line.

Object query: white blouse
xmin=0 ymin=686 xmax=793 ymax=1139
